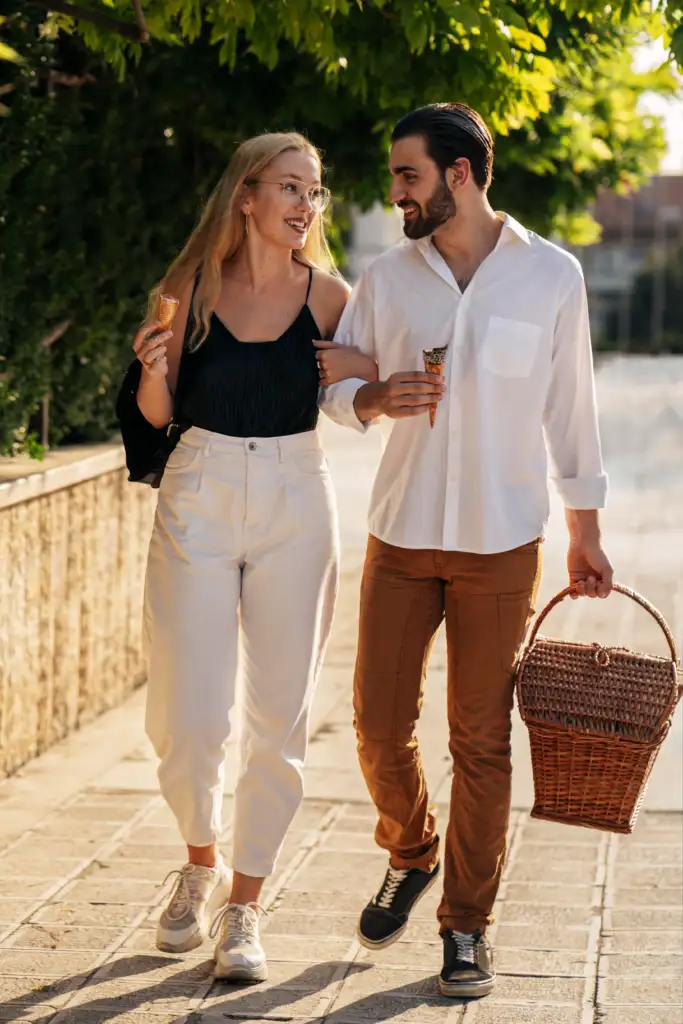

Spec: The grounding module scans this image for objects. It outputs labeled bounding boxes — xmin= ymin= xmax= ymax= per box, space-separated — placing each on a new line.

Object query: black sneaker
xmin=357 ymin=861 xmax=440 ymax=950
xmin=439 ymin=929 xmax=496 ymax=998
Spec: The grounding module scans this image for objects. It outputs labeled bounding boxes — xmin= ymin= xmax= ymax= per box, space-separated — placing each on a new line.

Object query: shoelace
xmin=375 ymin=866 xmax=409 ymax=909
xmin=161 ymin=864 xmax=210 ymax=921
xmin=209 ymin=901 xmax=266 ymax=942
xmin=452 ymin=930 xmax=477 ymax=965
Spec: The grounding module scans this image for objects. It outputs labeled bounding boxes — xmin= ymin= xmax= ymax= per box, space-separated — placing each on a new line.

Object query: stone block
xmin=0 ymin=975 xmax=75 ymax=1004
xmin=492 ymin=976 xmax=584 ymax=1003
xmin=0 ymin=855 xmax=84 ymax=878
xmin=0 ymin=878 xmax=54 ymax=900
xmin=7 ymin=924 xmax=126 ymax=951
xmin=198 ymin=985 xmax=324 ymax=1018
xmin=505 ymin=861 xmax=597 ymax=885
xmin=331 ymin=990 xmax=456 ymax=1022
xmin=495 ymin=923 xmax=591 ymax=951
xmin=262 ymin=935 xmax=353 ymax=961
xmin=356 ymin=940 xmax=442 ymax=968
xmin=607 ymin=886 xmax=682 ymax=908
xmin=495 ymin=949 xmax=588 ymax=976
xmin=503 ymin=884 xmax=599 ymax=907
xmin=468 ymin=1008 xmax=581 ymax=1024
xmin=614 ymin=865 xmax=683 ymax=888
xmin=603 ymin=930 xmax=683 ymax=953
xmin=0 ymin=949 xmax=101 ymax=976
xmin=606 ymin=907 xmax=683 ymax=929
xmin=518 ymin=843 xmax=600 ymax=863
xmin=595 ymin=1010 xmax=683 ymax=1024
xmin=617 ymin=844 xmax=682 ymax=865
xmin=598 ymin=976 xmax=683 ymax=1004
xmin=598 ymin=952 xmax=682 ymax=976
xmin=62 ymin=879 xmax=160 ymax=904
xmin=519 ymin=822 xmax=602 ymax=845
xmin=495 ymin=902 xmax=592 ymax=927
xmin=33 ymin=902 xmax=142 ymax=928
xmin=264 ymin=913 xmax=358 ymax=938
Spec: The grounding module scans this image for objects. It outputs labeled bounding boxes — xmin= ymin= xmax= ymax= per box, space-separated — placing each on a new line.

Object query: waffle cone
xmin=158 ymin=295 xmax=180 ymax=331
xmin=424 ymin=361 xmax=444 ymax=428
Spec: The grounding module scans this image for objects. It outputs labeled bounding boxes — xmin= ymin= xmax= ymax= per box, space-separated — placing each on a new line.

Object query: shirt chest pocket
xmin=481 ymin=317 xmax=542 ymax=379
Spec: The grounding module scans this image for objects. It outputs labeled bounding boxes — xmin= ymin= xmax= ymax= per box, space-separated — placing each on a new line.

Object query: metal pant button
xmin=248 ymin=442 xmax=257 ymax=451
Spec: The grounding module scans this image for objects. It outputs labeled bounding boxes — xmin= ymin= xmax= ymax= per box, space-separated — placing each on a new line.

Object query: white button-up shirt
xmin=320 ymin=214 xmax=608 ymax=555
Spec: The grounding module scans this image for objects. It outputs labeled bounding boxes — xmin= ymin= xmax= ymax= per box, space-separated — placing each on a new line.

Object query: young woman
xmin=133 ymin=133 xmax=376 ymax=983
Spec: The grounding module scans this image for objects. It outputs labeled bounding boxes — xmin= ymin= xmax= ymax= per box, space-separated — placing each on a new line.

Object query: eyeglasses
xmin=245 ymin=179 xmax=331 ymax=213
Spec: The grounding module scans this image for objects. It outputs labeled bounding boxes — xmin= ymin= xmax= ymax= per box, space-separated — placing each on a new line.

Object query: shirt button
xmin=248 ymin=442 xmax=257 ymax=451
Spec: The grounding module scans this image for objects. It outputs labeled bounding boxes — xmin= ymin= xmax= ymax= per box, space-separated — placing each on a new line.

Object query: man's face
xmin=389 ymin=135 xmax=456 ymax=239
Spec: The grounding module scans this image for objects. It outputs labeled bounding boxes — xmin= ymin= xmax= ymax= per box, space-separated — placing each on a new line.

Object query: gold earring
xmin=244 ymin=213 xmax=249 ymax=236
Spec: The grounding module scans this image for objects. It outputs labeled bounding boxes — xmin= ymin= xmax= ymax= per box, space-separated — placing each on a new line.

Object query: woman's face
xmin=242 ymin=149 xmax=326 ymax=251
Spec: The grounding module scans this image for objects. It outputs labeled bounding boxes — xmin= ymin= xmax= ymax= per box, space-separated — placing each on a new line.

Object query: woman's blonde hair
xmin=149 ymin=132 xmax=337 ymax=349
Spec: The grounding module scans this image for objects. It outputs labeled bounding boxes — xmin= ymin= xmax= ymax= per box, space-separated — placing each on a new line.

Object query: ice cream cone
xmin=158 ymin=294 xmax=179 ymax=331
xmin=422 ymin=345 xmax=448 ymax=428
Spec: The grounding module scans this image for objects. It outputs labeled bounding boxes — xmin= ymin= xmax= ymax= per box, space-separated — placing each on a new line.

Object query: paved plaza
xmin=0 ymin=355 xmax=681 ymax=1023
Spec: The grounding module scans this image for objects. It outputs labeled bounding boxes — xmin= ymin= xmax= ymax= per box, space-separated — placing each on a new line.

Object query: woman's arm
xmin=308 ymin=272 xmax=379 ymax=385
xmin=134 ymin=281 xmax=192 ymax=428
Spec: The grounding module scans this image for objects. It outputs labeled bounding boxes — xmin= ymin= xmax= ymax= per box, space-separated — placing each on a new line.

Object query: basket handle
xmin=526 ymin=583 xmax=679 ymax=663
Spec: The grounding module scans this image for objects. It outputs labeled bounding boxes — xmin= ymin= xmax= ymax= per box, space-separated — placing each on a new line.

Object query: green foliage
xmin=0 ymin=3 xmax=675 ymax=454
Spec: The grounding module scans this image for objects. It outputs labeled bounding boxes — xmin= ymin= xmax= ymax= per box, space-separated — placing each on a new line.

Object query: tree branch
xmin=28 ymin=0 xmax=145 ymax=43
xmin=131 ymin=0 xmax=150 ymax=44
xmin=41 ymin=319 xmax=72 ymax=349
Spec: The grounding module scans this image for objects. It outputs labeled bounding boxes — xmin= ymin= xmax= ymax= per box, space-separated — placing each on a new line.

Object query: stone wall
xmin=0 ymin=447 xmax=156 ymax=778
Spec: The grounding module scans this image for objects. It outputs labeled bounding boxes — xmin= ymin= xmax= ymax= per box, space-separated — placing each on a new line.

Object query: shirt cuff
xmin=320 ymin=378 xmax=375 ymax=434
xmin=552 ymin=473 xmax=609 ymax=509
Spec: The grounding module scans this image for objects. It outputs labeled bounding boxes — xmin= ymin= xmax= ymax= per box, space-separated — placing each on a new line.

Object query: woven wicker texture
xmin=516 ymin=583 xmax=682 ymax=834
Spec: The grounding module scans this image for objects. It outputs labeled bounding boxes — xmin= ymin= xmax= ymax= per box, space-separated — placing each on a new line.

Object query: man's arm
xmin=319 ymin=268 xmax=445 ymax=430
xmin=544 ymin=265 xmax=613 ymax=598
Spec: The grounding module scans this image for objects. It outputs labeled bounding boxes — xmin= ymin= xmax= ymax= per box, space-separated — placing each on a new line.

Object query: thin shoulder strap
xmin=304 ymin=265 xmax=314 ymax=304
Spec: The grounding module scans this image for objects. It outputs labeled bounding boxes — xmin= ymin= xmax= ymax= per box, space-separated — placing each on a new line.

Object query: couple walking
xmin=135 ymin=103 xmax=613 ymax=997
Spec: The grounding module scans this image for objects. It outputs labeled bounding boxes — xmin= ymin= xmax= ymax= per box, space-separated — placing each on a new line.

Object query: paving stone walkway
xmin=1 ymin=355 xmax=682 ymax=1023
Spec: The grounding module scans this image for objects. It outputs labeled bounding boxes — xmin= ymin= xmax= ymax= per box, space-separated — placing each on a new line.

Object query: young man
xmin=320 ymin=103 xmax=613 ymax=999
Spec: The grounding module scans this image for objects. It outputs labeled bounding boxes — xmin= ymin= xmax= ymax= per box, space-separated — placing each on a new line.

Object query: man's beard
xmin=399 ymin=178 xmax=456 ymax=239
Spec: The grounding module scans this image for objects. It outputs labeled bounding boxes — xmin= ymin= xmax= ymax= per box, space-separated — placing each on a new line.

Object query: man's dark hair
xmin=391 ymin=103 xmax=494 ymax=190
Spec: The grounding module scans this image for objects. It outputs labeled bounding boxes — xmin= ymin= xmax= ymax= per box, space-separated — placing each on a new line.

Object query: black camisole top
xmin=179 ymin=267 xmax=322 ymax=438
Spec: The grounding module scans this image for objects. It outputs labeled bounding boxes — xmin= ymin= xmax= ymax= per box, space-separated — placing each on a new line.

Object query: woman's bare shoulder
xmin=309 ymin=271 xmax=352 ymax=338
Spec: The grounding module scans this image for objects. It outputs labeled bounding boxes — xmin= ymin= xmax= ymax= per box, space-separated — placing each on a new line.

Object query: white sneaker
xmin=156 ymin=858 xmax=232 ymax=953
xmin=212 ymin=902 xmax=268 ymax=983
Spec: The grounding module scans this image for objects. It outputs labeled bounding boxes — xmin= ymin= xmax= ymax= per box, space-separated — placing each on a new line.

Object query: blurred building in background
xmin=575 ymin=175 xmax=683 ymax=352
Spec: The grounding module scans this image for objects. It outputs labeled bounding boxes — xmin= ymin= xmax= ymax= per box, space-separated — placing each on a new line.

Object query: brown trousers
xmin=353 ymin=534 xmax=542 ymax=934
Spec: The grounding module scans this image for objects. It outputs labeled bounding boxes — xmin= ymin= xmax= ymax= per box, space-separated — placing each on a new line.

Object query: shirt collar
xmin=496 ymin=212 xmax=531 ymax=244
xmin=412 ymin=212 xmax=531 ymax=290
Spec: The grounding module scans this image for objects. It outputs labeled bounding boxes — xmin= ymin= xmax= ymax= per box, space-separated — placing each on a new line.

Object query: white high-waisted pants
xmin=144 ymin=426 xmax=339 ymax=876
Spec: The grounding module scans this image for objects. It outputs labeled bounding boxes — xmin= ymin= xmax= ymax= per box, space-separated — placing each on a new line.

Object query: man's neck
xmin=431 ymin=203 xmax=503 ymax=291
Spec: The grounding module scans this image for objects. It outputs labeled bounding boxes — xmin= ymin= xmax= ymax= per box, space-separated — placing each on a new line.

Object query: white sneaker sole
xmin=214 ymin=960 xmax=269 ymax=983
xmin=156 ymin=869 xmax=233 ymax=955
xmin=356 ymin=868 xmax=440 ymax=951
xmin=438 ymin=975 xmax=496 ymax=998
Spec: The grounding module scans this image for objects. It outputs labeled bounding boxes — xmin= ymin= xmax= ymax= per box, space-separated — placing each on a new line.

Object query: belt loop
xmin=277 ymin=439 xmax=284 ymax=463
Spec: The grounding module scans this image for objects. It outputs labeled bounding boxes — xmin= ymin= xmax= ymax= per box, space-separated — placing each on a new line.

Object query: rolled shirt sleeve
xmin=543 ymin=263 xmax=608 ymax=509
xmin=319 ymin=268 xmax=377 ymax=434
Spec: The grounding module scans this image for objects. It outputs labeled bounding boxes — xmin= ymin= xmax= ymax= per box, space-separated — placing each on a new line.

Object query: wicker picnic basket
xmin=515 ymin=583 xmax=682 ymax=834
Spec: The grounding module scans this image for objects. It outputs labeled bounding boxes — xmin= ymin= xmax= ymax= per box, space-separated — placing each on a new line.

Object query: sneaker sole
xmin=356 ymin=868 xmax=441 ymax=951
xmin=438 ymin=976 xmax=496 ymax=999
xmin=156 ymin=929 xmax=205 ymax=955
xmin=214 ymin=962 xmax=269 ymax=984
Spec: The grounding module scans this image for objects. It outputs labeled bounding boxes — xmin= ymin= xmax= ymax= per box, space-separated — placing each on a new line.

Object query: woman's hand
xmin=313 ymin=340 xmax=379 ymax=386
xmin=133 ymin=321 xmax=172 ymax=378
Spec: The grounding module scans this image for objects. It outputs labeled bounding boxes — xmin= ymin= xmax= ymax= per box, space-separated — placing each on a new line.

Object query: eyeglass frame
xmin=244 ymin=178 xmax=332 ymax=213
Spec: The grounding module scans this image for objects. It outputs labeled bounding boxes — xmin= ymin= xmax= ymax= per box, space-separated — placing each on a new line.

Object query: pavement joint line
xmin=0 ymin=787 xmax=88 ymax=860
xmin=581 ymin=832 xmax=615 ymax=1024
xmin=314 ymin=937 xmax=362 ymax=1020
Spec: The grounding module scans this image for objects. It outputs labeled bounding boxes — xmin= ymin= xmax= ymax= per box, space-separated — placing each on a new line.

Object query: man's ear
xmin=447 ymin=158 xmax=471 ymax=192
